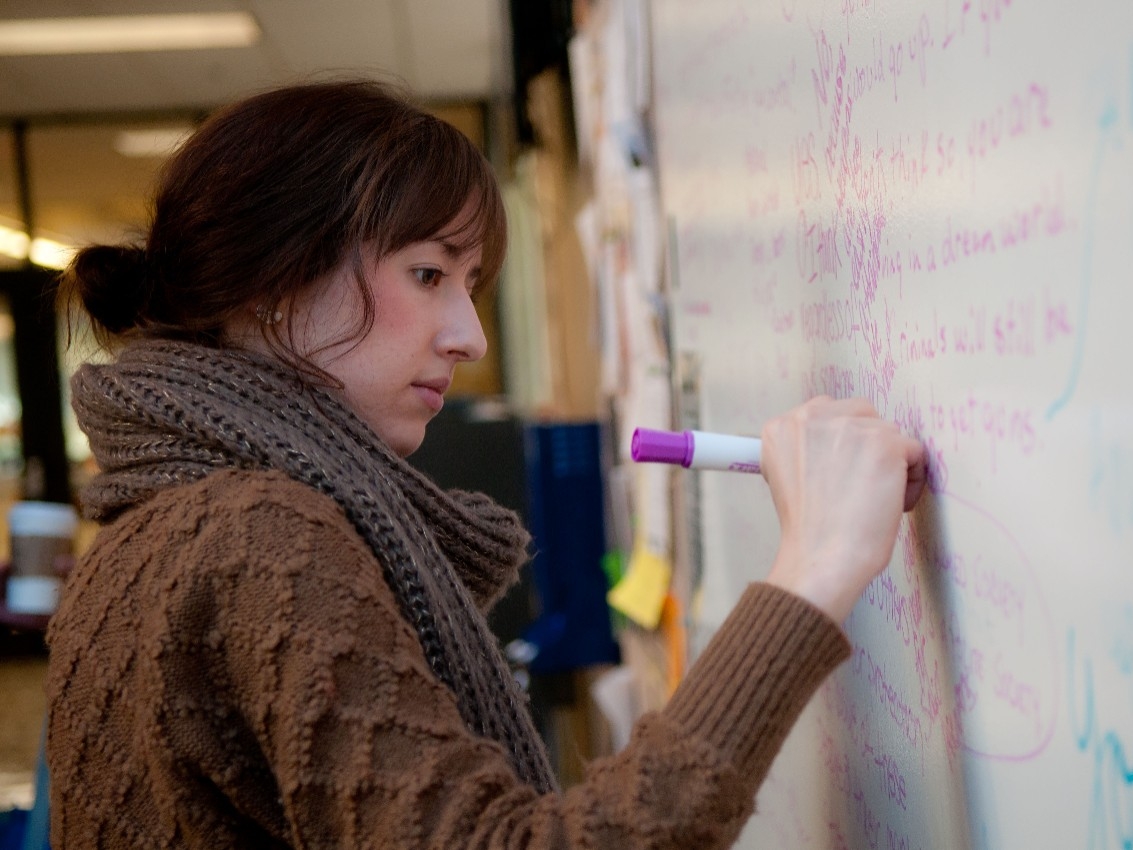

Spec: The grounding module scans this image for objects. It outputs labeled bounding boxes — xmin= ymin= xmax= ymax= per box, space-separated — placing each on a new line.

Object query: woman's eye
xmin=414 ymin=268 xmax=443 ymax=286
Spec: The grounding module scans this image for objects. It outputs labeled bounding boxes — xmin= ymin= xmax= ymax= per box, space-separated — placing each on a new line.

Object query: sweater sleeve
xmin=153 ymin=472 xmax=851 ymax=849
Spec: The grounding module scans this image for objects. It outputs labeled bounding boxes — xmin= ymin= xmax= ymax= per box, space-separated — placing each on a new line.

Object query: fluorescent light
xmin=114 ymin=127 xmax=193 ymax=158
xmin=0 ymin=13 xmax=260 ymax=56
xmin=0 ymin=223 xmax=75 ymax=270
xmin=0 ymin=224 xmax=29 ymax=260
xmin=29 ymin=237 xmax=75 ymax=270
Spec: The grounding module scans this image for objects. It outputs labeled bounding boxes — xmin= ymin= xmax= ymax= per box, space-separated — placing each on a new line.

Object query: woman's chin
xmin=384 ymin=427 xmax=426 ymax=458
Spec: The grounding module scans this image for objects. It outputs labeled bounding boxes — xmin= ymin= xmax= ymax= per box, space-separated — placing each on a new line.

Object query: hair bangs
xmin=370 ymin=117 xmax=506 ymax=295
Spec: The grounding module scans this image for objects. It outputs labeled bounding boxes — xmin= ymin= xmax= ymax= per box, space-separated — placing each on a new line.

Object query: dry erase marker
xmin=631 ymin=428 xmax=762 ymax=474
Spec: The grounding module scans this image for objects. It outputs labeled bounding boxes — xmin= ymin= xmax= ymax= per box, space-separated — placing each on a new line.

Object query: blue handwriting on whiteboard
xmin=1067 ymin=629 xmax=1133 ymax=849
xmin=1046 ymin=99 xmax=1117 ymax=420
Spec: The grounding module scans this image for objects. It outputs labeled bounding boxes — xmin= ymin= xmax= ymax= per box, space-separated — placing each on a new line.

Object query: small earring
xmin=255 ymin=305 xmax=283 ymax=324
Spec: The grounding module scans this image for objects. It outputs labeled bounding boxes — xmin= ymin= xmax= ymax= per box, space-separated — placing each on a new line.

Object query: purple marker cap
xmin=631 ymin=428 xmax=694 ymax=468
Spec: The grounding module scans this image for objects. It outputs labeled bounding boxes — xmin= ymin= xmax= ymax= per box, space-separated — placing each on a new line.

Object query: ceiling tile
xmin=0 ymin=49 xmax=277 ymax=116
xmin=404 ymin=0 xmax=503 ymax=99
xmin=247 ymin=0 xmax=407 ymax=84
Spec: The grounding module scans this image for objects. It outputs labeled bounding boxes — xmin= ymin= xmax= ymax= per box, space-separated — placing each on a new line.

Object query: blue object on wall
xmin=21 ymin=724 xmax=49 ymax=850
xmin=0 ymin=810 xmax=29 ymax=850
xmin=0 ymin=722 xmax=50 ymax=850
xmin=522 ymin=422 xmax=620 ymax=674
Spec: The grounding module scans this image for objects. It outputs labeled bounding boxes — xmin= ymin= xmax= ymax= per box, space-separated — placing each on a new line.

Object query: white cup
xmin=6 ymin=501 xmax=78 ymax=615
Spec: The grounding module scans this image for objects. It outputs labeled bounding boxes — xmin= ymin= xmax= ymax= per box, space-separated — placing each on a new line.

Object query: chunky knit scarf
xmin=70 ymin=339 xmax=558 ymax=793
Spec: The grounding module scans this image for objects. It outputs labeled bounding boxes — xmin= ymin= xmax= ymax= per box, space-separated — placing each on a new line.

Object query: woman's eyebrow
xmin=432 ymin=237 xmax=483 ymax=260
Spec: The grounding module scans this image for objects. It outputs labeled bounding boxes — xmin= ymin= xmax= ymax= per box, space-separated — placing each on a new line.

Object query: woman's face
xmin=289 ymin=233 xmax=488 ymax=456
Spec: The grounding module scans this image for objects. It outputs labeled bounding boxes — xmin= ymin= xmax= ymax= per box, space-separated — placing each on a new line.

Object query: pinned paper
xmin=659 ymin=592 xmax=687 ymax=695
xmin=607 ymin=544 xmax=671 ymax=629
xmin=607 ymin=458 xmax=672 ymax=630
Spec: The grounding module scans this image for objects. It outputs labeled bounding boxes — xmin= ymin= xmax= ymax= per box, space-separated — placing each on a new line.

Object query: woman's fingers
xmin=902 ymin=436 xmax=928 ymax=512
xmin=760 ymin=397 xmax=925 ymax=623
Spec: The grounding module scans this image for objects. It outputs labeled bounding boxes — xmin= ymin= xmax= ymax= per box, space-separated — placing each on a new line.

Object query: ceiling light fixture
xmin=0 ymin=223 xmax=74 ymax=270
xmin=28 ymin=237 xmax=75 ymax=270
xmin=0 ymin=224 xmax=29 ymax=260
xmin=0 ymin=12 xmax=261 ymax=56
xmin=114 ymin=127 xmax=194 ymax=158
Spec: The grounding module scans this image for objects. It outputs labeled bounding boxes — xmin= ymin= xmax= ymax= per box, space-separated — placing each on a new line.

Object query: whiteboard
xmin=649 ymin=1 xmax=1133 ymax=848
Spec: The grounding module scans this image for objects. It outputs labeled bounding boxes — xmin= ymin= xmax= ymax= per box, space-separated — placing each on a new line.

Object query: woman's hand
xmin=761 ymin=396 xmax=927 ymax=624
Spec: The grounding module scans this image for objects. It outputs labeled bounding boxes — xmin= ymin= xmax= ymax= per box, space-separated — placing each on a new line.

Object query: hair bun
xmin=65 ymin=244 xmax=150 ymax=336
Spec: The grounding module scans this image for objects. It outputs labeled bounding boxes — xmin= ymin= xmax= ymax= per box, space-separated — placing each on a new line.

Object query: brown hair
xmin=58 ymin=78 xmax=506 ymax=375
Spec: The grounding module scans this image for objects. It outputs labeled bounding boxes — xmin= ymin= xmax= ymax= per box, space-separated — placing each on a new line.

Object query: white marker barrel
xmin=689 ymin=431 xmax=762 ymax=473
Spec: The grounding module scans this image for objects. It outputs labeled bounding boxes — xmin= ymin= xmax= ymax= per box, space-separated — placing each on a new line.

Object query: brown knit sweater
xmin=46 ymin=469 xmax=849 ymax=849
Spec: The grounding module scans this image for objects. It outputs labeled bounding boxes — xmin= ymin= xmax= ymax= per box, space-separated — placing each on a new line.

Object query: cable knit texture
xmin=66 ymin=339 xmax=554 ymax=792
xmin=47 ymin=339 xmax=852 ymax=849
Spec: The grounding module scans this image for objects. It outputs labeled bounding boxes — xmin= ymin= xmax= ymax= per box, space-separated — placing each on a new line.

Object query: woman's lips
xmin=412 ymin=379 xmax=449 ymax=412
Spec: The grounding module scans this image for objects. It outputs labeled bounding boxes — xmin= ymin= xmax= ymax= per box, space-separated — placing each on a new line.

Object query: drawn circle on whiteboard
xmin=932 ymin=491 xmax=1059 ymax=762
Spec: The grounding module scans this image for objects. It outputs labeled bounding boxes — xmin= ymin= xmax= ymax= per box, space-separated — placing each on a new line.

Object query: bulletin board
xmin=648 ymin=1 xmax=1133 ymax=847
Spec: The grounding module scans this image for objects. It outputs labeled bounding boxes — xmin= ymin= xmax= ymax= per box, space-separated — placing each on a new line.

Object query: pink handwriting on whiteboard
xmin=826 ymin=487 xmax=1059 ymax=780
xmin=941 ymin=0 xmax=1016 ymax=55
xmin=919 ymin=493 xmax=1058 ymax=760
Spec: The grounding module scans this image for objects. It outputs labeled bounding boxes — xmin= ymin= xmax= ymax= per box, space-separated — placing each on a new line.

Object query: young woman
xmin=46 ymin=79 xmax=925 ymax=849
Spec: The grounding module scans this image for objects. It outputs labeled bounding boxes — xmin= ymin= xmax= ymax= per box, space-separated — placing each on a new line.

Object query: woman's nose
xmin=440 ymin=289 xmax=488 ymax=362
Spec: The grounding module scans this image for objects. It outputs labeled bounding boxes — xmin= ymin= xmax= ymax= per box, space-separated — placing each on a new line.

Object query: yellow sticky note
xmin=607 ymin=546 xmax=671 ymax=629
